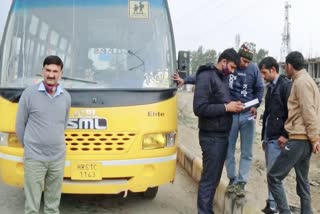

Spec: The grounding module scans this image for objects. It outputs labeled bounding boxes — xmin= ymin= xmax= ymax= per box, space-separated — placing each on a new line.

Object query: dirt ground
xmin=0 ymin=165 xmax=198 ymax=214
xmin=177 ymin=91 xmax=320 ymax=213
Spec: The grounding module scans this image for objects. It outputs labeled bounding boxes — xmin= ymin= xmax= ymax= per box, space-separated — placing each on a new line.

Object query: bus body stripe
xmin=0 ymin=153 xmax=176 ymax=166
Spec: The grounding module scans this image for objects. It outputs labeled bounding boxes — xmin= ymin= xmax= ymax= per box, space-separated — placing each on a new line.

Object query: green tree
xmin=190 ymin=46 xmax=217 ymax=74
xmin=253 ymin=49 xmax=269 ymax=64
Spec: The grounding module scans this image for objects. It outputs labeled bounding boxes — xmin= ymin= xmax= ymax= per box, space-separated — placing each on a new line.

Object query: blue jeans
xmin=264 ymin=140 xmax=282 ymax=208
xmin=225 ymin=111 xmax=255 ymax=183
xmin=197 ymin=131 xmax=229 ymax=214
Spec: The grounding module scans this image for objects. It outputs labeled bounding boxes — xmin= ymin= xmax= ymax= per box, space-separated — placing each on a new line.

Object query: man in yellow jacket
xmin=267 ymin=51 xmax=320 ymax=214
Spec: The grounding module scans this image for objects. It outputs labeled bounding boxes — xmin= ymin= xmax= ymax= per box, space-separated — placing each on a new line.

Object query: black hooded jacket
xmin=193 ymin=64 xmax=233 ymax=133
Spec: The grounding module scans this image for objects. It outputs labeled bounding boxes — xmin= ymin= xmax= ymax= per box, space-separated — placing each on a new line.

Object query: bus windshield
xmin=0 ymin=0 xmax=176 ymax=89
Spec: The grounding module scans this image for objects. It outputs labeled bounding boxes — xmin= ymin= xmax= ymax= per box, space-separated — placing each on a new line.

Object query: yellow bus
xmin=0 ymin=0 xmax=178 ymax=199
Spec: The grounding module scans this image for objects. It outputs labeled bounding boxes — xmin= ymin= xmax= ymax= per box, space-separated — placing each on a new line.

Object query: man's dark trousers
xmin=268 ymin=140 xmax=312 ymax=214
xmin=197 ymin=131 xmax=229 ymax=214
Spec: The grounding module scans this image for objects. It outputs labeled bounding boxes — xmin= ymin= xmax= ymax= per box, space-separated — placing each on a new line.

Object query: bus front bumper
xmin=0 ymin=150 xmax=177 ymax=194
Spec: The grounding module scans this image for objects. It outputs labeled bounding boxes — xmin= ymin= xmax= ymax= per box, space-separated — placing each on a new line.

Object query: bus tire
xmin=142 ymin=186 xmax=158 ymax=199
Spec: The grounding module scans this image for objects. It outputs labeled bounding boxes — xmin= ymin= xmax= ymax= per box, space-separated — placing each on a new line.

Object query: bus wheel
xmin=142 ymin=186 xmax=158 ymax=199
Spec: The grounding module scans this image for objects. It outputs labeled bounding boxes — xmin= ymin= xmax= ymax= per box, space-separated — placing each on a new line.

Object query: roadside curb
xmin=177 ymin=145 xmax=260 ymax=214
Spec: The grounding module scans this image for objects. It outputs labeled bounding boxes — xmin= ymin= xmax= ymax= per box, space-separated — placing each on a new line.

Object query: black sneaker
xmin=262 ymin=200 xmax=280 ymax=214
xmin=262 ymin=205 xmax=279 ymax=214
xmin=262 ymin=201 xmax=270 ymax=213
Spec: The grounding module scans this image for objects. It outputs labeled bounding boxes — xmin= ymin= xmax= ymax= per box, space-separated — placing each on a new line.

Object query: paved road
xmin=0 ymin=165 xmax=198 ymax=214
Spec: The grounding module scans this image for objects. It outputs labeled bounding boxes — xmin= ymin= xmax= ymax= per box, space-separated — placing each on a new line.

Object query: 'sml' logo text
xmin=67 ymin=118 xmax=107 ymax=130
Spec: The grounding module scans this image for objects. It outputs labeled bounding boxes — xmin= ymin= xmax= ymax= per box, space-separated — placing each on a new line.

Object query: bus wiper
xmin=127 ymin=50 xmax=145 ymax=72
xmin=61 ymin=76 xmax=98 ymax=84
xmin=36 ymin=74 xmax=97 ymax=84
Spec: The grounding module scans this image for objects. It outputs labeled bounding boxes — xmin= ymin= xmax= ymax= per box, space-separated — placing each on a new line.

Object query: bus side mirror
xmin=177 ymin=51 xmax=190 ymax=72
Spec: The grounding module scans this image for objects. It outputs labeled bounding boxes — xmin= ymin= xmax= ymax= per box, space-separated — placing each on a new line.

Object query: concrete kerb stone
xmin=177 ymin=145 xmax=261 ymax=214
xmin=191 ymin=157 xmax=202 ymax=183
xmin=215 ymin=179 xmax=227 ymax=213
xmin=177 ymin=146 xmax=185 ymax=167
xmin=180 ymin=145 xmax=196 ymax=176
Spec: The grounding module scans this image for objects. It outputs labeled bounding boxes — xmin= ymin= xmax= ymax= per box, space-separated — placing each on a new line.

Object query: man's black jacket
xmin=261 ymin=74 xmax=292 ymax=141
xmin=193 ymin=64 xmax=233 ymax=133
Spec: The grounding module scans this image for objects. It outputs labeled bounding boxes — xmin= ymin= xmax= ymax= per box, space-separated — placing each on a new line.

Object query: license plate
xmin=71 ymin=162 xmax=102 ymax=180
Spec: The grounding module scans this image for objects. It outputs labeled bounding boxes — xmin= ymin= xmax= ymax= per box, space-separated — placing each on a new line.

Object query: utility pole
xmin=280 ymin=1 xmax=291 ymax=63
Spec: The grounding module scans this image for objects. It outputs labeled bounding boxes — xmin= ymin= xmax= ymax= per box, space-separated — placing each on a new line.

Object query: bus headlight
xmin=8 ymin=133 xmax=21 ymax=148
xmin=142 ymin=132 xmax=176 ymax=150
xmin=166 ymin=132 xmax=176 ymax=147
xmin=0 ymin=132 xmax=9 ymax=146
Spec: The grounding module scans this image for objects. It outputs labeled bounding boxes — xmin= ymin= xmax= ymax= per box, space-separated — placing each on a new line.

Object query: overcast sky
xmin=0 ymin=0 xmax=10 ymax=41
xmin=168 ymin=0 xmax=320 ymax=60
xmin=1 ymin=0 xmax=320 ymax=60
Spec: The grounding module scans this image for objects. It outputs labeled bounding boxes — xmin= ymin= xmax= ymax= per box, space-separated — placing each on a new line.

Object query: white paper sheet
xmin=244 ymin=98 xmax=259 ymax=108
